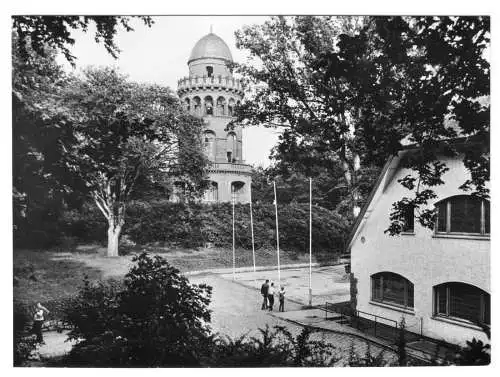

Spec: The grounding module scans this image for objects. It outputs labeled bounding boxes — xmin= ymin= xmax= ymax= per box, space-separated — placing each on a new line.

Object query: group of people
xmin=260 ymin=279 xmax=286 ymax=312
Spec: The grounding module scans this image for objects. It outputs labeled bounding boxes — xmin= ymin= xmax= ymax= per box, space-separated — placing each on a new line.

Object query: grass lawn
xmin=14 ymin=243 xmax=338 ymax=312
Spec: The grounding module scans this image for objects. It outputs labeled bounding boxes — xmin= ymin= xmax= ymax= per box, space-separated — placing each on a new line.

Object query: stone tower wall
xmin=177 ymin=34 xmax=252 ymax=204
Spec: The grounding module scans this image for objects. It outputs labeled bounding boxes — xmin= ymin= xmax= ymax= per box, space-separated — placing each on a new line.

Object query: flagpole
xmin=309 ymin=177 xmax=313 ymax=307
xmin=232 ymin=196 xmax=236 ymax=281
xmin=273 ymin=181 xmax=281 ymax=284
xmin=249 ymin=183 xmax=256 ymax=274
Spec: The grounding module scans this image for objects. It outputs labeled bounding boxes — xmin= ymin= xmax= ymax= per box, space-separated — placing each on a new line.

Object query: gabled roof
xmin=344 ymin=135 xmax=488 ymax=253
xmin=345 ymin=155 xmax=395 ymax=252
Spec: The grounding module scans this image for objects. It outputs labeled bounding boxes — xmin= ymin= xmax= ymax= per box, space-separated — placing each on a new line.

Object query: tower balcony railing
xmin=208 ymin=162 xmax=252 ymax=174
xmin=177 ymin=75 xmax=244 ymax=93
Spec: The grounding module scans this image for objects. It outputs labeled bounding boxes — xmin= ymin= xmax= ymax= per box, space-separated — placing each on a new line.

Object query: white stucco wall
xmin=351 ymin=152 xmax=490 ymax=346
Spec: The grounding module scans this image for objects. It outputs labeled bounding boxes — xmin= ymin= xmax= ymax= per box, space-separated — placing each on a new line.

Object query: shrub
xmin=37 ymin=200 xmax=350 ymax=255
xmin=62 ymin=252 xmax=213 ymax=366
xmin=206 ymin=325 xmax=339 ymax=367
xmin=454 ymin=338 xmax=490 ymax=366
xmin=13 ymin=303 xmax=37 ymax=366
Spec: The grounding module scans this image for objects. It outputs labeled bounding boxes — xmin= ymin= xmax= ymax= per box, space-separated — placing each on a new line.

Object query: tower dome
xmin=188 ymin=33 xmax=233 ymax=64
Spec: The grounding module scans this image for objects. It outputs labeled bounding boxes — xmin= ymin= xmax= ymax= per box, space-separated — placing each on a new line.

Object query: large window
xmin=402 ymin=205 xmax=414 ymax=233
xmin=371 ymin=272 xmax=414 ymax=308
xmin=434 ymin=282 xmax=490 ymax=325
xmin=435 ymin=195 xmax=489 ymax=235
xmin=203 ymin=130 xmax=216 ymax=160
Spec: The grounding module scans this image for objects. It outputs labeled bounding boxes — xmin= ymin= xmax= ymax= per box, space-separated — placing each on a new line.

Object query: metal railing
xmin=324 ymin=302 xmax=399 ymax=341
xmin=178 ymin=75 xmax=244 ymax=92
xmin=208 ymin=162 xmax=252 ymax=174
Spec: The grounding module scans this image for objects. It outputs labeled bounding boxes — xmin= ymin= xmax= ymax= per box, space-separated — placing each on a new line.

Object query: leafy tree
xmin=59 ymin=67 xmax=207 ymax=256
xmin=235 ymin=16 xmax=489 ymax=233
xmin=12 ymin=16 xmax=153 ymax=65
xmin=12 ymin=36 xmax=82 ymax=245
xmin=63 ymin=253 xmax=213 ymax=366
xmin=12 ymin=16 xmax=153 ymax=245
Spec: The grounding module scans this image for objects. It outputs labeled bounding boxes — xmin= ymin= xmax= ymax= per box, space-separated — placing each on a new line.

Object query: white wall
xmin=351 ymin=152 xmax=490 ymax=346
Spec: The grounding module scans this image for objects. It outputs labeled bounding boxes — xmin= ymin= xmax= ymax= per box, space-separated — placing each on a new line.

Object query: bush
xmin=454 ymin=338 xmax=490 ymax=365
xmin=206 ymin=325 xmax=339 ymax=367
xmin=30 ymin=199 xmax=350 ymax=256
xmin=62 ymin=253 xmax=213 ymax=367
xmin=13 ymin=303 xmax=37 ymax=366
xmin=121 ymin=201 xmax=349 ymax=254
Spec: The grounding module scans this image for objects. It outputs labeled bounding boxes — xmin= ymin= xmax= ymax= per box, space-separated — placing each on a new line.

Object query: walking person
xmin=260 ymin=279 xmax=270 ymax=310
xmin=268 ymin=282 xmax=276 ymax=311
xmin=32 ymin=302 xmax=50 ymax=344
xmin=278 ymin=286 xmax=286 ymax=312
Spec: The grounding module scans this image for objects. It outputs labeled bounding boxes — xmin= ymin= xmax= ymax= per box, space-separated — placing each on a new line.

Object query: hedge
xmin=55 ymin=200 xmax=350 ymax=254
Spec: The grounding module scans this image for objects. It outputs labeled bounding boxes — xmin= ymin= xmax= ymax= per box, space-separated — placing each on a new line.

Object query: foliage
xmin=58 ymin=200 xmax=349 ymax=254
xmin=12 ymin=34 xmax=82 ymax=245
xmin=57 ymin=67 xmax=207 ymax=256
xmin=395 ymin=317 xmax=407 ymax=366
xmin=454 ymin=338 xmax=490 ymax=366
xmin=63 ymin=253 xmax=212 ymax=366
xmin=206 ymin=325 xmax=339 ymax=367
xmin=12 ymin=16 xmax=166 ymax=256
xmin=235 ymin=16 xmax=489 ymax=234
xmin=13 ymin=303 xmax=38 ymax=366
xmin=347 ymin=341 xmax=387 ymax=367
xmin=12 ymin=16 xmax=153 ymax=65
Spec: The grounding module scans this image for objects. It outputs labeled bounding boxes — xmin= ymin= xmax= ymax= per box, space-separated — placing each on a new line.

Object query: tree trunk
xmin=107 ymin=222 xmax=122 ymax=257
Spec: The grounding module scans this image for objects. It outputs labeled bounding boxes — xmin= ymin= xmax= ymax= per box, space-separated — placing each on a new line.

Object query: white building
xmin=348 ymin=143 xmax=490 ymax=346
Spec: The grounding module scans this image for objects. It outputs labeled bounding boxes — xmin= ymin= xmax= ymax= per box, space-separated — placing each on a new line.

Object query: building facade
xmin=348 ymin=147 xmax=490 ymax=346
xmin=177 ymin=32 xmax=252 ymax=203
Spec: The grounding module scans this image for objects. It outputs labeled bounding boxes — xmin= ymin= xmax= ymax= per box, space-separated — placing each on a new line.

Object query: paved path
xmin=33 ymin=266 xmax=396 ymax=366
xmin=219 ymin=264 xmax=350 ymax=305
xmin=190 ymin=274 xmax=396 ymax=365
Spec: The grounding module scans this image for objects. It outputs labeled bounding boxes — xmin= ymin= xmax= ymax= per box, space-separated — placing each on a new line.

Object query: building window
xmin=402 ymin=205 xmax=414 ymax=233
xmin=204 ymin=181 xmax=218 ymax=202
xmin=204 ymin=96 xmax=214 ymax=116
xmin=434 ymin=282 xmax=490 ymax=325
xmin=231 ymin=181 xmax=245 ymax=202
xmin=206 ymin=66 xmax=213 ymax=77
xmin=371 ymin=272 xmax=414 ymax=308
xmin=435 ymin=195 xmax=489 ymax=235
xmin=226 ymin=132 xmax=237 ymax=162
xmin=203 ymin=130 xmax=216 ymax=160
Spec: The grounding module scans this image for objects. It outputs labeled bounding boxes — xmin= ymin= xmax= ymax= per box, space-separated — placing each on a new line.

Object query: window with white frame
xmin=371 ymin=272 xmax=414 ymax=308
xmin=435 ymin=195 xmax=490 ymax=235
xmin=434 ymin=282 xmax=490 ymax=325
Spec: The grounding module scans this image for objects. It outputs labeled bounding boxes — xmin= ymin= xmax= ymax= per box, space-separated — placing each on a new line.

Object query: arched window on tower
xmin=203 ymin=130 xmax=216 ymax=160
xmin=204 ymin=96 xmax=214 ymax=116
xmin=203 ymin=181 xmax=218 ymax=202
xmin=228 ymin=98 xmax=235 ymax=117
xmin=231 ymin=181 xmax=245 ymax=203
xmin=184 ymin=98 xmax=191 ymax=113
xmin=226 ymin=132 xmax=237 ymax=163
xmin=193 ymin=96 xmax=201 ymax=117
xmin=216 ymin=96 xmax=226 ymax=116
xmin=206 ymin=66 xmax=213 ymax=77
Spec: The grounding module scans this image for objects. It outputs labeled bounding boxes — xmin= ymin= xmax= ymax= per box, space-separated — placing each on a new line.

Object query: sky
xmin=57 ymin=16 xmax=282 ymax=168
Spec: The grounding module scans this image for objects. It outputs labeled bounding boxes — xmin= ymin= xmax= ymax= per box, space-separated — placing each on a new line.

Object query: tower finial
xmin=210 ymin=24 xmax=213 ymax=33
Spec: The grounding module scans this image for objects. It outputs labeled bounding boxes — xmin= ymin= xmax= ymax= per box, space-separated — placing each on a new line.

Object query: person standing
xmin=278 ymin=286 xmax=286 ymax=312
xmin=260 ymin=279 xmax=270 ymax=310
xmin=32 ymin=302 xmax=50 ymax=344
xmin=267 ymin=282 xmax=276 ymax=311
